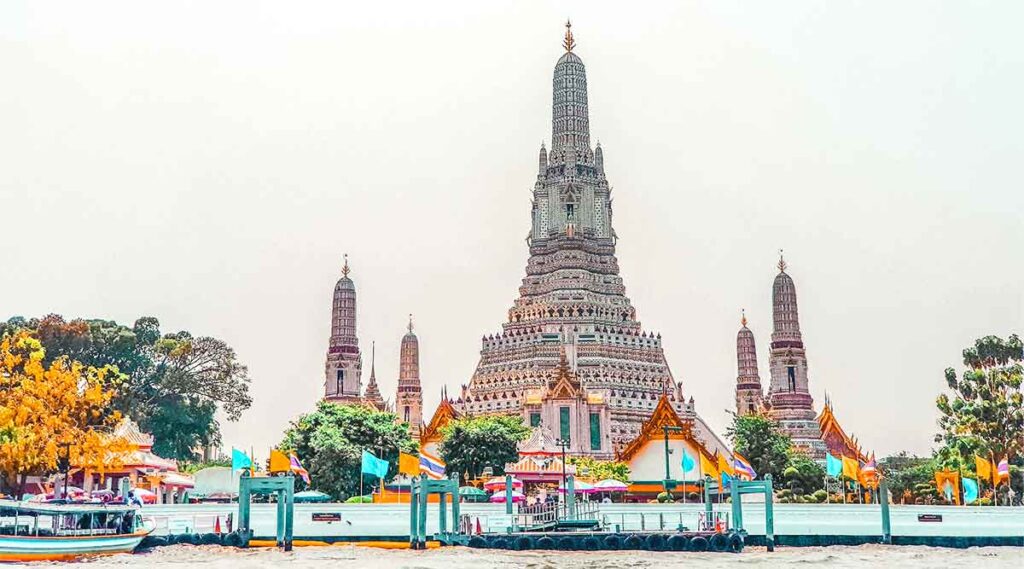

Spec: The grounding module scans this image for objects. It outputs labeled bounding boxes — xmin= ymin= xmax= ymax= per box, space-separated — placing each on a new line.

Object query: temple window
xmin=787 ymin=366 xmax=796 ymax=391
xmin=530 ymin=412 xmax=541 ymax=428
xmin=589 ymin=413 xmax=601 ymax=451
xmin=559 ymin=406 xmax=571 ymax=442
xmin=336 ymin=370 xmax=344 ymax=394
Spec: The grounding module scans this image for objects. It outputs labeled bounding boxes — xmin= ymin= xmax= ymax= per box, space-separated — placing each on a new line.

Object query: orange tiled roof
xmin=617 ymin=394 xmax=716 ymax=463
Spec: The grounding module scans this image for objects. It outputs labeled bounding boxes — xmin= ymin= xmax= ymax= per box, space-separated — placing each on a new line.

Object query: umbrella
xmin=594 ymin=479 xmax=629 ymax=492
xmin=558 ymin=481 xmax=595 ymax=493
xmin=483 ymin=477 xmax=523 ymax=491
xmin=131 ymin=488 xmax=157 ymax=504
xmin=489 ymin=491 xmax=525 ymax=503
xmin=294 ymin=490 xmax=331 ymax=503
xmin=459 ymin=486 xmax=488 ymax=503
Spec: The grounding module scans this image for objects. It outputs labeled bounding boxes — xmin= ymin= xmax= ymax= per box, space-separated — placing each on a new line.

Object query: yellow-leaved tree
xmin=0 ymin=330 xmax=130 ymax=495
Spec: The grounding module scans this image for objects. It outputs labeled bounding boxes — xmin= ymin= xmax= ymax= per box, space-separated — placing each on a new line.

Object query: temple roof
xmin=113 ymin=417 xmax=153 ymax=450
xmin=618 ymin=394 xmax=716 ymax=462
xmin=420 ymin=390 xmax=459 ymax=444
xmin=817 ymin=398 xmax=867 ymax=461
xmin=545 ymin=348 xmax=582 ymax=399
xmin=518 ymin=427 xmax=561 ymax=456
xmin=505 ymin=455 xmax=575 ymax=476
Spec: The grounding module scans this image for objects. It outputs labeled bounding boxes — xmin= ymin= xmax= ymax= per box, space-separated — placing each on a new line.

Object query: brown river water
xmin=25 ymin=544 xmax=1023 ymax=568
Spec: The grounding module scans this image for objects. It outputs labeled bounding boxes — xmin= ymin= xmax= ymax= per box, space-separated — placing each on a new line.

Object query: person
xmin=127 ymin=491 xmax=143 ymax=507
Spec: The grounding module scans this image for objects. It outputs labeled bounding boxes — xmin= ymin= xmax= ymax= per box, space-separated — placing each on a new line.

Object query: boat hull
xmin=0 ymin=531 xmax=149 ymax=562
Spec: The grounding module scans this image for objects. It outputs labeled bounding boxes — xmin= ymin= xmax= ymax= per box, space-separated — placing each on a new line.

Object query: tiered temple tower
xmin=395 ymin=315 xmax=423 ymax=437
xmin=457 ymin=23 xmax=726 ymax=451
xmin=735 ymin=310 xmax=764 ymax=416
xmin=363 ymin=342 xmax=386 ymax=411
xmin=767 ymin=253 xmax=825 ymax=458
xmin=324 ymin=255 xmax=362 ymax=403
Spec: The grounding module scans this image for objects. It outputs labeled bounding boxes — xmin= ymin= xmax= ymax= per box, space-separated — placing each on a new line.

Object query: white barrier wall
xmin=141 ymin=502 xmax=1024 ymax=538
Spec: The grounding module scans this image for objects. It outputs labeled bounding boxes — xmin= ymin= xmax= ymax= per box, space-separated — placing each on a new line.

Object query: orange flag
xmin=399 ymin=452 xmax=420 ymax=477
xmin=975 ymin=456 xmax=994 ymax=486
xmin=700 ymin=452 xmax=719 ymax=483
xmin=842 ymin=456 xmax=859 ymax=480
xmin=269 ymin=449 xmax=290 ymax=474
xmin=934 ymin=470 xmax=961 ymax=505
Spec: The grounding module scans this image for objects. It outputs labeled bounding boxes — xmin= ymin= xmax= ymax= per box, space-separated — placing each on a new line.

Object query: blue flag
xmin=361 ymin=450 xmax=389 ymax=479
xmin=681 ymin=450 xmax=696 ymax=474
xmin=231 ymin=448 xmax=252 ymax=472
xmin=962 ymin=478 xmax=978 ymax=504
xmin=825 ymin=453 xmax=843 ymax=477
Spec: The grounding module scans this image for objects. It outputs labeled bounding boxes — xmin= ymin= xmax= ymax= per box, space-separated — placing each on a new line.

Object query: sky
xmin=1 ymin=1 xmax=1022 ymax=458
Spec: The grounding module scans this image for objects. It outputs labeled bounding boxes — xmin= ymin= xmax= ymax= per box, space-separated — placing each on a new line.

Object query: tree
xmin=3 ymin=315 xmax=252 ymax=461
xmin=879 ymin=453 xmax=939 ymax=504
xmin=780 ymin=452 xmax=826 ymax=500
xmin=438 ymin=415 xmax=530 ymax=483
xmin=0 ymin=330 xmax=130 ymax=494
xmin=726 ymin=413 xmax=792 ymax=479
xmin=279 ymin=401 xmax=416 ymax=500
xmin=567 ymin=456 xmax=630 ymax=482
xmin=936 ymin=334 xmax=1023 ymax=461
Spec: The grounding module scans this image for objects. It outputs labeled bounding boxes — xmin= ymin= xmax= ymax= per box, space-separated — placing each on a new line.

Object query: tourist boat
xmin=0 ymin=499 xmax=152 ymax=561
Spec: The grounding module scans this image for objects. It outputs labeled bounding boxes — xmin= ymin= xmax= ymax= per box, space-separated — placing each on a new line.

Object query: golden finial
xmin=563 ymin=19 xmax=576 ymax=52
xmin=741 ymin=308 xmax=747 ymax=328
xmin=777 ymin=249 xmax=787 ymax=273
xmin=342 ymin=253 xmax=350 ymax=277
xmin=408 ymin=313 xmax=414 ymax=333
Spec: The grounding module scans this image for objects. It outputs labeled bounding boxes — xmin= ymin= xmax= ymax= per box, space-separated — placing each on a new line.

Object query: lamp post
xmin=662 ymin=426 xmax=683 ymax=494
xmin=555 ymin=438 xmax=570 ymax=489
xmin=57 ymin=442 xmax=73 ymax=501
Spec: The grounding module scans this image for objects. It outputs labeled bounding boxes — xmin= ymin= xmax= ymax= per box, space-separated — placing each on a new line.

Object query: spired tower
xmin=458 ymin=23 xmax=726 ymax=450
xmin=396 ymin=315 xmax=423 ymax=437
xmin=735 ymin=310 xmax=764 ymax=416
xmin=767 ymin=253 xmax=825 ymax=458
xmin=324 ymin=255 xmax=362 ymax=404
xmin=363 ymin=342 xmax=386 ymax=411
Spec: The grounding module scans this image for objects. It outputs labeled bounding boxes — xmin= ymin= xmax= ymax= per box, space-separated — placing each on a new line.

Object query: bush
xmin=812 ymin=489 xmax=828 ymax=503
xmin=656 ymin=492 xmax=674 ymax=503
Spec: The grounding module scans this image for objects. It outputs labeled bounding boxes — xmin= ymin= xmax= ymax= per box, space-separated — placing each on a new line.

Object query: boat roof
xmin=0 ymin=499 xmax=139 ymax=516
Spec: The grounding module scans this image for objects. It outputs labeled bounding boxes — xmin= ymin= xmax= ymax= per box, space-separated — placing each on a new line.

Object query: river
xmin=30 ymin=544 xmax=1024 ymax=568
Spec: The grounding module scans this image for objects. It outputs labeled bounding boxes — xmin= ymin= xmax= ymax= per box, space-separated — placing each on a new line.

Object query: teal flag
xmin=231 ymin=448 xmax=252 ymax=472
xmin=681 ymin=451 xmax=696 ymax=474
xmin=825 ymin=453 xmax=843 ymax=477
xmin=361 ymin=450 xmax=389 ymax=479
xmin=963 ymin=478 xmax=979 ymax=504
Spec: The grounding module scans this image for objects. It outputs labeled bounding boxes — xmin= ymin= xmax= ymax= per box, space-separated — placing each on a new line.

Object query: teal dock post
xmin=567 ymin=475 xmax=576 ymax=519
xmin=730 ymin=475 xmax=742 ymax=531
xmin=879 ymin=480 xmax=892 ymax=544
xmin=449 ymin=474 xmax=461 ymax=541
xmin=763 ymin=474 xmax=775 ymax=552
xmin=417 ymin=475 xmax=429 ymax=548
xmin=439 ymin=484 xmax=448 ymax=538
xmin=703 ymin=476 xmax=713 ymax=525
xmin=409 ymin=477 xmax=419 ymax=548
xmin=238 ymin=471 xmax=252 ymax=534
xmin=505 ymin=474 xmax=513 ymax=516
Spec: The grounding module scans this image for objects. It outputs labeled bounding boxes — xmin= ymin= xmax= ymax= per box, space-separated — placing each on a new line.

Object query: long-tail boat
xmin=0 ymin=499 xmax=152 ymax=561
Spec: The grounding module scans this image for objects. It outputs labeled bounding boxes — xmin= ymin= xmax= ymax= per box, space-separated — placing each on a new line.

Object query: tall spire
xmin=342 ymin=253 xmax=350 ymax=277
xmin=324 ymin=252 xmax=361 ymax=403
xmin=551 ymin=22 xmax=590 ymax=153
xmin=563 ymin=19 xmax=576 ymax=52
xmin=741 ymin=308 xmax=748 ymax=328
xmin=735 ymin=310 xmax=763 ymax=416
xmin=363 ymin=340 xmax=385 ymax=410
xmin=407 ymin=313 xmax=414 ymax=334
xmin=777 ymin=249 xmax=787 ymax=273
xmin=397 ymin=315 xmax=423 ymax=437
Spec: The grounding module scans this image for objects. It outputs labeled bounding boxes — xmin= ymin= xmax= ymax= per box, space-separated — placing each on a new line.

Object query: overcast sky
xmin=2 ymin=1 xmax=1022 ymax=458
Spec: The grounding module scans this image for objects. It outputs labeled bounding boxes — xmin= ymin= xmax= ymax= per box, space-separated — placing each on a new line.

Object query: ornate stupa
xmin=395 ymin=315 xmax=423 ymax=437
xmin=363 ymin=341 xmax=386 ymax=411
xmin=454 ymin=23 xmax=725 ymax=452
xmin=324 ymin=254 xmax=363 ymax=404
xmin=767 ymin=252 xmax=825 ymax=458
xmin=735 ymin=310 xmax=764 ymax=416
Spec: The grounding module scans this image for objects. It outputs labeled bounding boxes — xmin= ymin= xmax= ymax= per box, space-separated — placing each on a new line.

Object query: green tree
xmin=936 ymin=334 xmax=1023 ymax=460
xmin=878 ymin=453 xmax=939 ymax=504
xmin=567 ymin=456 xmax=630 ymax=482
xmin=3 ymin=315 xmax=252 ymax=461
xmin=438 ymin=415 xmax=530 ymax=483
xmin=726 ymin=413 xmax=791 ymax=479
xmin=781 ymin=452 xmax=826 ymax=498
xmin=280 ymin=401 xmax=416 ymax=500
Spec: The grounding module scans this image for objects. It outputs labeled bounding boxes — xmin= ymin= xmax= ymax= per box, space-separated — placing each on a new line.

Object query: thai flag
xmin=289 ymin=453 xmax=311 ymax=484
xmin=419 ymin=451 xmax=446 ymax=480
xmin=732 ymin=453 xmax=757 ymax=480
xmin=997 ymin=457 xmax=1010 ymax=481
xmin=861 ymin=456 xmax=877 ymax=476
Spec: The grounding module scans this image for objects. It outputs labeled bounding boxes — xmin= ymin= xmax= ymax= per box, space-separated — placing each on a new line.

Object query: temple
xmin=395 ymin=315 xmax=424 ymax=437
xmin=451 ymin=22 xmax=726 ymax=456
xmin=766 ymin=253 xmax=825 ymax=459
xmin=324 ymin=255 xmax=363 ymax=404
xmin=734 ymin=310 xmax=764 ymax=416
xmin=817 ymin=397 xmax=867 ymax=461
